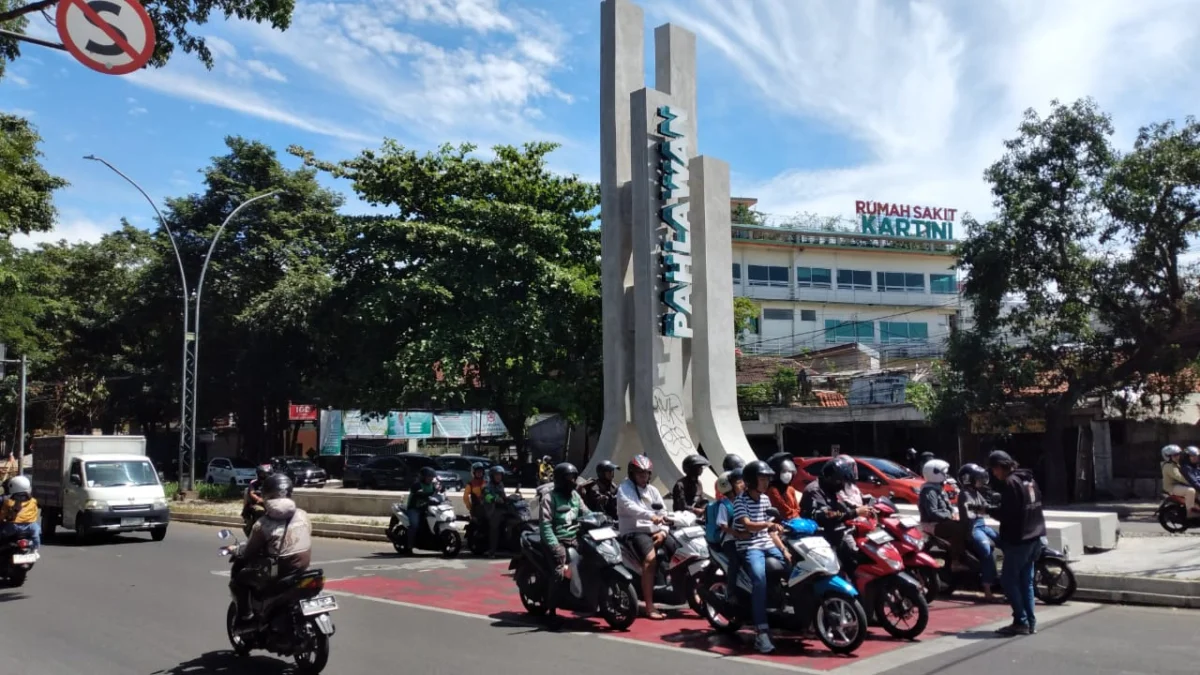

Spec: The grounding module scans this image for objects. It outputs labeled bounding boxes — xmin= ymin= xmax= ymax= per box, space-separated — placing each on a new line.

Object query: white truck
xmin=31 ymin=436 xmax=170 ymax=542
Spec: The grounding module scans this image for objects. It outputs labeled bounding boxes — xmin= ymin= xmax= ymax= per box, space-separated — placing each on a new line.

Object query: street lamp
xmin=84 ymin=155 xmax=279 ymax=491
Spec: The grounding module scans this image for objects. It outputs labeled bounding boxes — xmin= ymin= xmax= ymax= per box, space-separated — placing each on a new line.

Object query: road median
xmin=170 ymin=509 xmax=389 ymax=543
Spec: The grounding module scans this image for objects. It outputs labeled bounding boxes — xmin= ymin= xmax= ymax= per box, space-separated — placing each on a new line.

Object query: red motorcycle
xmin=846 ymin=515 xmax=930 ymax=640
xmin=874 ymin=498 xmax=942 ymax=602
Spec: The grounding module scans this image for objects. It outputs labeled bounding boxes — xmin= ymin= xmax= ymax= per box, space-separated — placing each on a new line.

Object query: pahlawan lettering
xmin=657 ymin=105 xmax=692 ymax=338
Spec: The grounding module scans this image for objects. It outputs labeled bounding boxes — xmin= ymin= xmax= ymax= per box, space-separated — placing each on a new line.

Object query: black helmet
xmin=553 ymin=462 xmax=580 ymax=493
xmin=986 ymin=450 xmax=1016 ymax=470
xmin=722 ymin=455 xmax=747 ymax=472
xmin=263 ymin=473 xmax=292 ymax=499
xmin=768 ymin=453 xmax=794 ymax=473
xmin=472 ymin=462 xmax=486 ymax=475
xmin=419 ymin=466 xmax=437 ymax=481
xmin=958 ymin=463 xmax=988 ymax=487
xmin=729 ymin=467 xmax=743 ymax=483
xmin=256 ymin=463 xmax=271 ymax=480
xmin=488 ymin=465 xmax=506 ymax=477
xmin=596 ymin=460 xmax=617 ymax=477
xmin=742 ymin=460 xmax=775 ymax=487
xmin=821 ymin=457 xmax=855 ymax=486
xmin=682 ymin=454 xmax=710 ymax=475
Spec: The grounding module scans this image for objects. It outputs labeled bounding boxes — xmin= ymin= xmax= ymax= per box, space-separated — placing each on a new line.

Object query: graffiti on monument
xmin=653 ymin=387 xmax=694 ymax=459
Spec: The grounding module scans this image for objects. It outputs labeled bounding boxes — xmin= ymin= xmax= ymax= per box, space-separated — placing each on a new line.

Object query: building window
xmin=836 ymin=269 xmax=872 ymax=291
xmin=824 ymin=319 xmax=875 ymax=343
xmin=879 ymin=321 xmax=929 ymax=343
xmin=747 ymin=264 xmax=789 ymax=287
xmin=800 ymin=309 xmax=817 ymax=322
xmin=876 ymin=272 xmax=925 ymax=292
xmin=797 ymin=266 xmax=832 ymax=289
xmin=763 ymin=308 xmax=794 ymax=321
xmin=733 ymin=263 xmax=741 ymax=285
xmin=930 ymin=273 xmax=956 ymax=294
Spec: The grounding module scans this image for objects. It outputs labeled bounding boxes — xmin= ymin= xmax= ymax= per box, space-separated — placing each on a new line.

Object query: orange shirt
xmin=767 ymin=484 xmax=801 ymax=521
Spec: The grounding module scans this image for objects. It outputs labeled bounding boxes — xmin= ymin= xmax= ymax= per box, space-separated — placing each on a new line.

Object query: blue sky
xmin=4 ymin=0 xmax=1200 ymax=248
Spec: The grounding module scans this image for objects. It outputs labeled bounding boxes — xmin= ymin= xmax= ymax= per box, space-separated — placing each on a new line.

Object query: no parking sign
xmin=55 ymin=0 xmax=156 ymax=75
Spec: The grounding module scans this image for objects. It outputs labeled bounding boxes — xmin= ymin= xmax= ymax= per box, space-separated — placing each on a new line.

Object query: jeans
xmin=999 ymin=538 xmax=1041 ymax=627
xmin=742 ymin=546 xmax=784 ymax=631
xmin=0 ymin=522 xmax=40 ymax=549
xmin=720 ymin=540 xmax=740 ymax=593
xmin=969 ymin=520 xmax=999 ymax=585
xmin=406 ymin=509 xmax=422 ymax=550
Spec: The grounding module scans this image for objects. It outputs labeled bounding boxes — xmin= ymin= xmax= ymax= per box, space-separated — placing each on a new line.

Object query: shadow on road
xmin=149 ymin=650 xmax=293 ymax=674
xmin=0 ymin=591 xmax=28 ymax=603
xmin=43 ymin=533 xmax=157 ymax=548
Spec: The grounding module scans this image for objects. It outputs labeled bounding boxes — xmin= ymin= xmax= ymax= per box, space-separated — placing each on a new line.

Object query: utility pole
xmin=0 ymin=345 xmax=28 ymax=464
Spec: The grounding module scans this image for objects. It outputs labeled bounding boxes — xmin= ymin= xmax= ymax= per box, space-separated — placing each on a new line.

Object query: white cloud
xmin=245 ymin=59 xmax=287 ymax=83
xmin=129 ymin=106 xmax=148 ymax=115
xmin=7 ymin=74 xmax=29 ymax=87
xmin=652 ymin=0 xmax=1200 ymax=222
xmin=11 ymin=213 xmax=112 ymax=248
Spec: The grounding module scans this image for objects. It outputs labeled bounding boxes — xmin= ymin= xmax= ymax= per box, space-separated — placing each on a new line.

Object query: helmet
xmin=722 ymin=455 xmax=747 ymax=472
xmin=986 ymin=450 xmax=1016 ymax=470
xmin=256 ymin=463 xmax=271 ymax=480
xmin=553 ymin=462 xmax=580 ymax=492
xmin=835 ymin=454 xmax=859 ymax=481
xmin=918 ymin=451 xmax=935 ymax=464
xmin=596 ymin=460 xmax=617 ymax=477
xmin=821 ymin=457 xmax=855 ymax=486
xmin=769 ymin=456 xmax=797 ymax=485
xmin=682 ymin=454 xmax=710 ymax=475
xmin=488 ymin=465 xmax=506 ymax=477
xmin=419 ymin=466 xmax=437 ymax=481
xmin=729 ymin=467 xmax=743 ymax=483
xmin=263 ymin=473 xmax=292 ymax=499
xmin=628 ymin=455 xmax=654 ymax=477
xmin=6 ymin=475 xmax=30 ymax=495
xmin=906 ymin=448 xmax=917 ymax=459
xmin=472 ymin=462 xmax=487 ymax=476
xmin=743 ymin=460 xmax=775 ymax=486
xmin=922 ymin=459 xmax=952 ymax=484
xmin=716 ymin=471 xmax=734 ymax=495
xmin=1162 ymin=444 xmax=1183 ymax=461
xmin=1186 ymin=446 xmax=1200 ymax=458
xmin=958 ymin=463 xmax=988 ymax=487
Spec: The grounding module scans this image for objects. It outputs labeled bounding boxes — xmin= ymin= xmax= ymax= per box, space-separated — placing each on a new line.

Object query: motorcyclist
xmin=765 ymin=456 xmax=801 ymax=520
xmin=617 ymin=454 xmax=668 ymax=620
xmin=706 ymin=469 xmax=745 ymax=587
xmin=671 ymin=454 xmax=710 ymax=515
xmin=918 ymin=451 xmax=936 ymax=472
xmin=0 ymin=476 xmax=40 ymax=549
xmin=722 ymin=454 xmax=747 ymax=472
xmin=957 ymin=463 xmax=1000 ymax=600
xmin=1163 ymin=444 xmax=1199 ymax=513
xmin=231 ymin=473 xmax=313 ymax=623
xmin=464 ymin=462 xmax=488 ymax=515
xmin=834 ymin=455 xmax=870 ymax=507
xmin=242 ymin=463 xmax=271 ymax=523
xmin=919 ymin=459 xmax=966 ymax=571
xmin=407 ymin=467 xmax=443 ymax=551
xmin=734 ymin=459 xmax=790 ymax=655
xmin=482 ymin=465 xmax=508 ymax=556
xmin=800 ymin=456 xmax=863 ymax=576
xmin=538 ymin=462 xmax=590 ymax=622
xmin=538 ymin=456 xmax=555 ymax=485
xmin=1183 ymin=447 xmax=1200 ymax=490
xmin=579 ymin=460 xmax=619 ymax=519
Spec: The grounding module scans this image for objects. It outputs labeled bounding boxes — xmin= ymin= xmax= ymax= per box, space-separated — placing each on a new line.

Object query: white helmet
xmin=1186 ymin=446 xmax=1200 ymax=458
xmin=922 ymin=459 xmax=951 ymax=484
xmin=1162 ymin=444 xmax=1183 ymax=461
xmin=716 ymin=471 xmax=734 ymax=495
xmin=6 ymin=475 xmax=30 ymax=495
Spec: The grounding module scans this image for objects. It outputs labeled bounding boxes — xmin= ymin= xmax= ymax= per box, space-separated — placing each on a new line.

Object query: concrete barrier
xmin=291 ymin=487 xmax=540 ymax=521
xmin=892 ymin=504 xmax=1084 ymax=561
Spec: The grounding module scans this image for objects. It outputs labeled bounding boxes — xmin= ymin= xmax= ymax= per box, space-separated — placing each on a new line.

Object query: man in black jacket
xmin=800 ymin=457 xmax=867 ymax=577
xmin=987 ymin=450 xmax=1047 ymax=636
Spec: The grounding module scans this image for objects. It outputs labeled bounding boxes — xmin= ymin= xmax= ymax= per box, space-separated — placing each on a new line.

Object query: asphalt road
xmin=3 ymin=522 xmax=1197 ymax=675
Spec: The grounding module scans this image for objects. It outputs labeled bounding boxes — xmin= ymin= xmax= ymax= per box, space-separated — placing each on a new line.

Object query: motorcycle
xmin=466 ymin=491 xmax=535 ymax=556
xmin=217 ymin=529 xmax=337 ymax=674
xmin=0 ymin=536 xmax=38 ymax=587
xmin=387 ymin=493 xmax=463 ymax=558
xmin=509 ymin=511 xmax=639 ymax=630
xmin=618 ymin=504 xmax=710 ymax=616
xmin=873 ymin=498 xmax=941 ymax=602
xmin=925 ymin=533 xmax=1077 ymax=605
xmin=701 ymin=516 xmax=869 ymax=655
xmin=846 ymin=515 xmax=930 ymax=640
xmin=1156 ymin=493 xmax=1200 ymax=533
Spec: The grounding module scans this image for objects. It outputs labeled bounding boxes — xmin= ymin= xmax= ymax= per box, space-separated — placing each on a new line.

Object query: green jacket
xmin=483 ymin=481 xmax=506 ymax=505
xmin=538 ymin=489 xmax=589 ymax=548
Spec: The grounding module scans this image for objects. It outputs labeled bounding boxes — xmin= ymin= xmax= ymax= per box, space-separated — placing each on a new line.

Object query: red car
xmin=794 ymin=456 xmax=926 ymax=504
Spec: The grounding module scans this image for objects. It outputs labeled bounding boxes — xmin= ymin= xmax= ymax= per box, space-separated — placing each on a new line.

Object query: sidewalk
xmin=1056 ymin=499 xmax=1158 ymax=519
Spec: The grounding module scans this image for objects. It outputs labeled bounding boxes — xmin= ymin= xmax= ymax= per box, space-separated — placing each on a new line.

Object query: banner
xmin=318 ymin=410 xmax=344 ymax=456
xmin=342 ymin=410 xmax=390 ymax=437
xmin=288 ymin=403 xmax=319 ymax=422
xmin=401 ymin=412 xmax=434 ymax=439
xmin=434 ymin=411 xmax=475 ymax=438
xmin=477 ymin=410 xmax=507 ymax=436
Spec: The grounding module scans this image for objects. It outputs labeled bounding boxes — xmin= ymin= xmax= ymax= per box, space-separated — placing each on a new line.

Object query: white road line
xmin=593 ymin=633 xmax=826 ymax=674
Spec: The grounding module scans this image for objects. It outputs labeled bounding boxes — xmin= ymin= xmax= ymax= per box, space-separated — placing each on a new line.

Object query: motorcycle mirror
xmin=218 ymin=548 xmax=231 ymax=557
xmin=218 ymin=529 xmax=232 ymax=539
xmin=765 ymin=507 xmax=781 ymax=521
xmin=651 ymin=503 xmax=664 ymax=511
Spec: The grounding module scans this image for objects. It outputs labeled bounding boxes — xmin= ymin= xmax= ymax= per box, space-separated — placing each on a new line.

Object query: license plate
xmin=120 ymin=517 xmax=144 ymax=527
xmin=300 ymin=595 xmax=339 ymax=616
xmin=589 ymin=526 xmax=617 ymax=541
xmin=899 ymin=516 xmax=919 ymax=528
xmin=867 ymin=530 xmax=893 ymax=545
xmin=11 ymin=553 xmax=36 ymax=564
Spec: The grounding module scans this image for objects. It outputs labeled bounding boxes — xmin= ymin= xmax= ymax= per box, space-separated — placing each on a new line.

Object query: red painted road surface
xmin=328 ymin=565 xmax=1012 ymax=671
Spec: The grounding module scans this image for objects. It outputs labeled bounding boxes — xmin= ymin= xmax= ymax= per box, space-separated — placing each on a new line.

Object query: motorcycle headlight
xmin=904 ymin=533 xmax=924 ymax=548
xmin=84 ymin=500 xmax=109 ymax=511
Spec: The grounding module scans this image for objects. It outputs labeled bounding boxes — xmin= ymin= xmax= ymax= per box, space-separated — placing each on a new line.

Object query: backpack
xmin=705 ymin=499 xmax=732 ymax=545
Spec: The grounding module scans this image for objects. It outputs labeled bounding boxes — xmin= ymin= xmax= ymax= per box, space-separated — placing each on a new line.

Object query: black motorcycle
xmin=0 ymin=535 xmax=38 ymax=587
xmin=218 ymin=530 xmax=337 ymax=674
xmin=509 ymin=511 xmax=638 ymax=630
xmin=925 ymin=533 xmax=1077 ymax=605
xmin=466 ymin=491 xmax=535 ymax=556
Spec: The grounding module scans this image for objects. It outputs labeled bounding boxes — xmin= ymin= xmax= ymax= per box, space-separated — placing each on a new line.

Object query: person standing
xmin=987 ymin=450 xmax=1047 ymax=636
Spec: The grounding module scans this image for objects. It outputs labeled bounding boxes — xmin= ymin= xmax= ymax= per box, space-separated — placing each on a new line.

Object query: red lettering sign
xmin=288 ymin=404 xmax=318 ymax=422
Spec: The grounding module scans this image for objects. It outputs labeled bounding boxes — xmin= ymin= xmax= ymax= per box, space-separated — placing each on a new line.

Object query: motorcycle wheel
xmin=814 ymin=592 xmax=868 ymax=655
xmin=913 ymin=566 xmax=940 ymax=603
xmin=683 ymin=572 xmax=705 ymax=617
xmin=515 ymin=562 xmax=547 ymax=616
xmin=225 ymin=602 xmax=250 ymax=657
xmin=1159 ymin=503 xmax=1188 ymax=533
xmin=293 ymin=624 xmax=330 ymax=675
xmin=390 ymin=527 xmax=410 ymax=555
xmin=874 ymin=578 xmax=929 ymax=640
xmin=701 ymin=577 xmax=743 ymax=634
xmin=600 ymin=576 xmax=638 ymax=631
xmin=1034 ymin=558 xmax=1077 ymax=605
xmin=441 ymin=530 xmax=463 ymax=558
xmin=6 ymin=568 xmax=26 ymax=588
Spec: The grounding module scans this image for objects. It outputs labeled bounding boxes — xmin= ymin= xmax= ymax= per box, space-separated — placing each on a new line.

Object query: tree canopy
xmin=0 ymin=114 xmax=66 ymax=239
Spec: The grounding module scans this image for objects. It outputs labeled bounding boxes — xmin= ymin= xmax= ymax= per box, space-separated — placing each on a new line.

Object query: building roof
xmin=813 ymin=391 xmax=849 ymax=407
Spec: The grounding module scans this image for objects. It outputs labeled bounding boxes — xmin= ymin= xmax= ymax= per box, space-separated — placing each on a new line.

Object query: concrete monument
xmin=585 ymin=0 xmax=757 ymax=495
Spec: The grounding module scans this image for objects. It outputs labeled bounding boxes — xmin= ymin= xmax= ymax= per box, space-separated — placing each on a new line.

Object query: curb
xmin=170 ymin=511 xmax=390 ymax=543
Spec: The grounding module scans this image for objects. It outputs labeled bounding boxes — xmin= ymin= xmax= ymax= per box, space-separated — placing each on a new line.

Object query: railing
xmin=738 ymin=338 xmax=948 ymax=360
xmin=731 ymin=221 xmax=957 ymax=256
xmin=734 ymin=283 xmax=961 ymax=308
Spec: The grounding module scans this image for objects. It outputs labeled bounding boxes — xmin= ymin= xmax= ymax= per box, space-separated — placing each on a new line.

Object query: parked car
xmin=269 ymin=457 xmax=328 ymax=489
xmin=794 ymin=455 xmax=924 ymax=504
xmin=434 ymin=454 xmax=494 ymax=486
xmin=205 ymin=456 xmax=260 ymax=487
xmin=357 ymin=453 xmax=463 ymax=492
xmin=342 ymin=453 xmax=375 ymax=488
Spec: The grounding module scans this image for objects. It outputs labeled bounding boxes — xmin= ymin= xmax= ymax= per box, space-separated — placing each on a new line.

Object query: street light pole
xmin=16 ymin=355 xmax=25 ymax=466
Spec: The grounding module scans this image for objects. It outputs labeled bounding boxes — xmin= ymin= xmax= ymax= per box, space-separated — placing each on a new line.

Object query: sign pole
xmin=16 ymin=356 xmax=26 ymax=465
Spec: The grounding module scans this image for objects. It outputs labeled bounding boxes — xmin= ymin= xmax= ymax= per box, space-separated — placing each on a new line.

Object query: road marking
xmin=593 ymin=633 xmax=826 ymax=674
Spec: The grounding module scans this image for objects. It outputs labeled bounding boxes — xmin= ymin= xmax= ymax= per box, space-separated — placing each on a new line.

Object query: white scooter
xmin=387 ymin=493 xmax=463 ymax=558
xmin=618 ymin=503 xmax=710 ymax=616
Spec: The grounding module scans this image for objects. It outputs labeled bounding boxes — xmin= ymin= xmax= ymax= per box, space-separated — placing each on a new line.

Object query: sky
xmin=4 ymin=0 xmax=1200 ymax=249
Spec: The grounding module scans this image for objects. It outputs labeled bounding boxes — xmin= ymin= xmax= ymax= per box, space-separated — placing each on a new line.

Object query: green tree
xmin=0 ymin=114 xmax=67 ymax=238
xmin=771 ymin=366 xmax=799 ymax=405
xmin=733 ymin=296 xmax=759 ymax=338
xmin=731 ymin=203 xmax=764 ymax=225
xmin=939 ymin=99 xmax=1200 ymax=501
xmin=0 ymin=0 xmax=296 ymax=73
xmin=292 ymin=141 xmax=601 ymax=456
